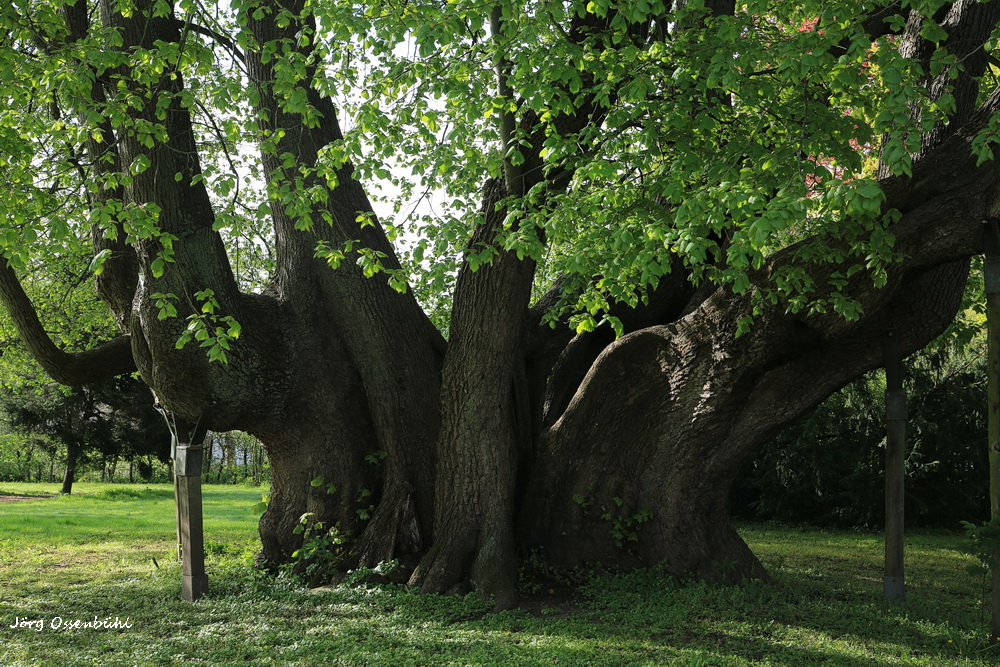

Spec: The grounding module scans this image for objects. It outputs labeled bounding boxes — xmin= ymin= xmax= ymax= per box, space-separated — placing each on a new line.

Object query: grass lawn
xmin=0 ymin=481 xmax=995 ymax=666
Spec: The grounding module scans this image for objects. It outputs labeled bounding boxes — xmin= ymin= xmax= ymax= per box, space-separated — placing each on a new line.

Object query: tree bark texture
xmin=408 ymin=179 xmax=536 ymax=609
xmin=9 ymin=0 xmax=1000 ymax=604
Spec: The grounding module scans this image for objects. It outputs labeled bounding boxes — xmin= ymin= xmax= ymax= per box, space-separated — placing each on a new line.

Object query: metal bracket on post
xmin=157 ymin=404 xmax=213 ymax=602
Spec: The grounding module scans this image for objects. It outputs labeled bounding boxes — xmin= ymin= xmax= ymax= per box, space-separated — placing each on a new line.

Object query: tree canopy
xmin=4 ymin=0 xmax=980 ymax=329
xmin=1 ymin=0 xmax=999 ymax=604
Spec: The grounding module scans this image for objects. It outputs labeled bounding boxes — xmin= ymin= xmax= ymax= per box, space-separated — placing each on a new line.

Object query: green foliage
xmin=0 ymin=433 xmax=55 ymax=483
xmin=203 ymin=431 xmax=270 ymax=486
xmin=364 ymin=449 xmax=387 ymax=466
xmin=249 ymin=492 xmax=270 ymax=515
xmin=601 ymin=498 xmax=653 ymax=547
xmin=355 ymin=487 xmax=374 ymax=520
xmin=0 ymin=376 xmax=172 ymax=483
xmin=516 ymin=548 xmax=589 ymax=595
xmin=0 ymin=0 xmax=979 ymax=349
xmin=960 ymin=518 xmax=1000 ymax=576
xmin=173 ymin=289 xmax=243 ymax=365
xmin=289 ymin=512 xmax=347 ymax=587
xmin=733 ymin=325 xmax=989 ymax=529
xmin=309 ymin=474 xmax=337 ymax=495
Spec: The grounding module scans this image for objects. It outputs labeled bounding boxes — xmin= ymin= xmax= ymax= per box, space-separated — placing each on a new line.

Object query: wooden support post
xmin=983 ymin=219 xmax=1000 ymax=641
xmin=170 ymin=430 xmax=182 ymax=562
xmin=883 ymin=331 xmax=906 ymax=601
xmin=175 ymin=421 xmax=207 ymax=602
xmin=159 ymin=408 xmax=211 ymax=602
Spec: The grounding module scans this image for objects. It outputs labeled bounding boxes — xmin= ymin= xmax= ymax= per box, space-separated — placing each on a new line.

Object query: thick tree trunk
xmin=522 ymin=257 xmax=970 ymax=579
xmin=517 ymin=2 xmax=1000 ymax=582
xmin=241 ymin=0 xmax=445 ymax=566
xmin=408 ymin=180 xmax=535 ymax=608
xmin=15 ymin=0 xmax=1000 ymax=604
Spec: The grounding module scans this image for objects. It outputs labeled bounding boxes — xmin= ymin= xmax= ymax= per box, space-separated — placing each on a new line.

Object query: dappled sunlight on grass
xmin=0 ymin=491 xmax=996 ymax=665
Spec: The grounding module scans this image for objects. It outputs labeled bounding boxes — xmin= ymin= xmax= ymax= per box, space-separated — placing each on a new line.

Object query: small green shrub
xmin=289 ymin=512 xmax=347 ymax=586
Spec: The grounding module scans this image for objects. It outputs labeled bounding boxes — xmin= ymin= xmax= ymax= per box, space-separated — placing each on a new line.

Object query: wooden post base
xmin=176 ymin=472 xmax=207 ymax=601
xmin=182 ymin=574 xmax=209 ymax=602
xmin=883 ymin=576 xmax=904 ymax=601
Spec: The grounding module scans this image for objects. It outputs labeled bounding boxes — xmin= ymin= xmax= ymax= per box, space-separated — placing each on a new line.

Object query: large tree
xmin=2 ymin=0 xmax=999 ymax=605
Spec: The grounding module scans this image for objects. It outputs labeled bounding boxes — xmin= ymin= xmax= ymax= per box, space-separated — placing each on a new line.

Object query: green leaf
xmin=88 ymin=250 xmax=112 ymax=276
xmin=920 ymin=21 xmax=948 ymax=44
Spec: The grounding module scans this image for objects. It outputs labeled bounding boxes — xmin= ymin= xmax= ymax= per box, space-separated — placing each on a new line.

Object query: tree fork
xmin=243 ymin=0 xmax=444 ymax=544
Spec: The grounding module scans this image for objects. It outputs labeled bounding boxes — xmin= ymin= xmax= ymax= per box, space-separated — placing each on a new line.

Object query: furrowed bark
xmin=409 ymin=180 xmax=535 ymax=608
xmin=241 ymin=0 xmax=444 ymax=565
xmin=14 ymin=0 xmax=1000 ymax=599
xmin=521 ymin=77 xmax=1000 ymax=577
xmin=93 ymin=0 xmax=281 ymax=432
xmin=62 ymin=0 xmax=139 ymax=324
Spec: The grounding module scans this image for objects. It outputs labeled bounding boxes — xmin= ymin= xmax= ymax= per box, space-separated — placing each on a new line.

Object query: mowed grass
xmin=0 ymin=482 xmax=995 ymax=666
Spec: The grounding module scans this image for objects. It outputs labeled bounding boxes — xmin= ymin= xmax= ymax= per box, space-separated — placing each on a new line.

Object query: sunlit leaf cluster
xmin=0 ymin=0 xmax=991 ymax=345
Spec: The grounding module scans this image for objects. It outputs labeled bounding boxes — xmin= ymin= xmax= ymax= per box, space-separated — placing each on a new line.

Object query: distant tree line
xmin=202 ymin=431 xmax=269 ymax=486
xmin=0 ymin=375 xmax=170 ymax=492
xmin=0 ymin=376 xmax=269 ymax=490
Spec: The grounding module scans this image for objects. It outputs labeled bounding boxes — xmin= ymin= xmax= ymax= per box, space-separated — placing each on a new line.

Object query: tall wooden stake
xmin=883 ymin=331 xmax=906 ymax=601
xmin=170 ymin=430 xmax=181 ymax=562
xmin=161 ymin=409 xmax=210 ymax=602
xmin=983 ymin=219 xmax=1000 ymax=641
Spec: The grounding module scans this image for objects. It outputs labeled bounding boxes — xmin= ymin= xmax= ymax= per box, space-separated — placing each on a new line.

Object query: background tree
xmin=203 ymin=430 xmax=269 ymax=484
xmin=2 ymin=0 xmax=1000 ymax=605
xmin=0 ymin=179 xmax=170 ymax=492
xmin=0 ymin=376 xmax=171 ymax=493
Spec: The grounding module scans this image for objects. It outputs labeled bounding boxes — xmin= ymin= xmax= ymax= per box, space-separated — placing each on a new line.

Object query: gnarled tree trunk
xmin=5 ymin=0 xmax=1000 ymax=607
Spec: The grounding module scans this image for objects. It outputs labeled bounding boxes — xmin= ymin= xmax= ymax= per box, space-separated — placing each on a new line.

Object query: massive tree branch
xmin=0 ymin=256 xmax=136 ymax=385
xmin=243 ymin=0 xmax=446 ymax=559
xmin=61 ymin=0 xmax=139 ymax=323
xmin=520 ymin=57 xmax=1000 ymax=579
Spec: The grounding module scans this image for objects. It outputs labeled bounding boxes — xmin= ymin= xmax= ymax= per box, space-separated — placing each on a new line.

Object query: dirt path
xmin=0 ymin=494 xmax=54 ymax=503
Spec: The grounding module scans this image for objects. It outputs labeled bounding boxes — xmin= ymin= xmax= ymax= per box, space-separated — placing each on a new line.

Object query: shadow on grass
xmin=1 ymin=507 xmax=990 ymax=665
xmin=263 ymin=578 xmax=898 ymax=665
xmin=2 ymin=556 xmax=991 ymax=666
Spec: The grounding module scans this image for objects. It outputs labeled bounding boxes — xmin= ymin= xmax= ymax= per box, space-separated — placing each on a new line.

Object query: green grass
xmin=0 ymin=482 xmax=996 ymax=666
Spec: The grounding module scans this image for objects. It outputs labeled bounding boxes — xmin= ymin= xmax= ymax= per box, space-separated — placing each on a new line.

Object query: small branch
xmin=174 ymin=19 xmax=245 ymax=63
xmin=490 ymin=6 xmax=523 ymax=198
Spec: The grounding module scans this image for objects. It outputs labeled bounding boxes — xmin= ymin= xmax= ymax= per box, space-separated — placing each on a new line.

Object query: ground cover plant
xmin=0 ymin=483 xmax=996 ymax=665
